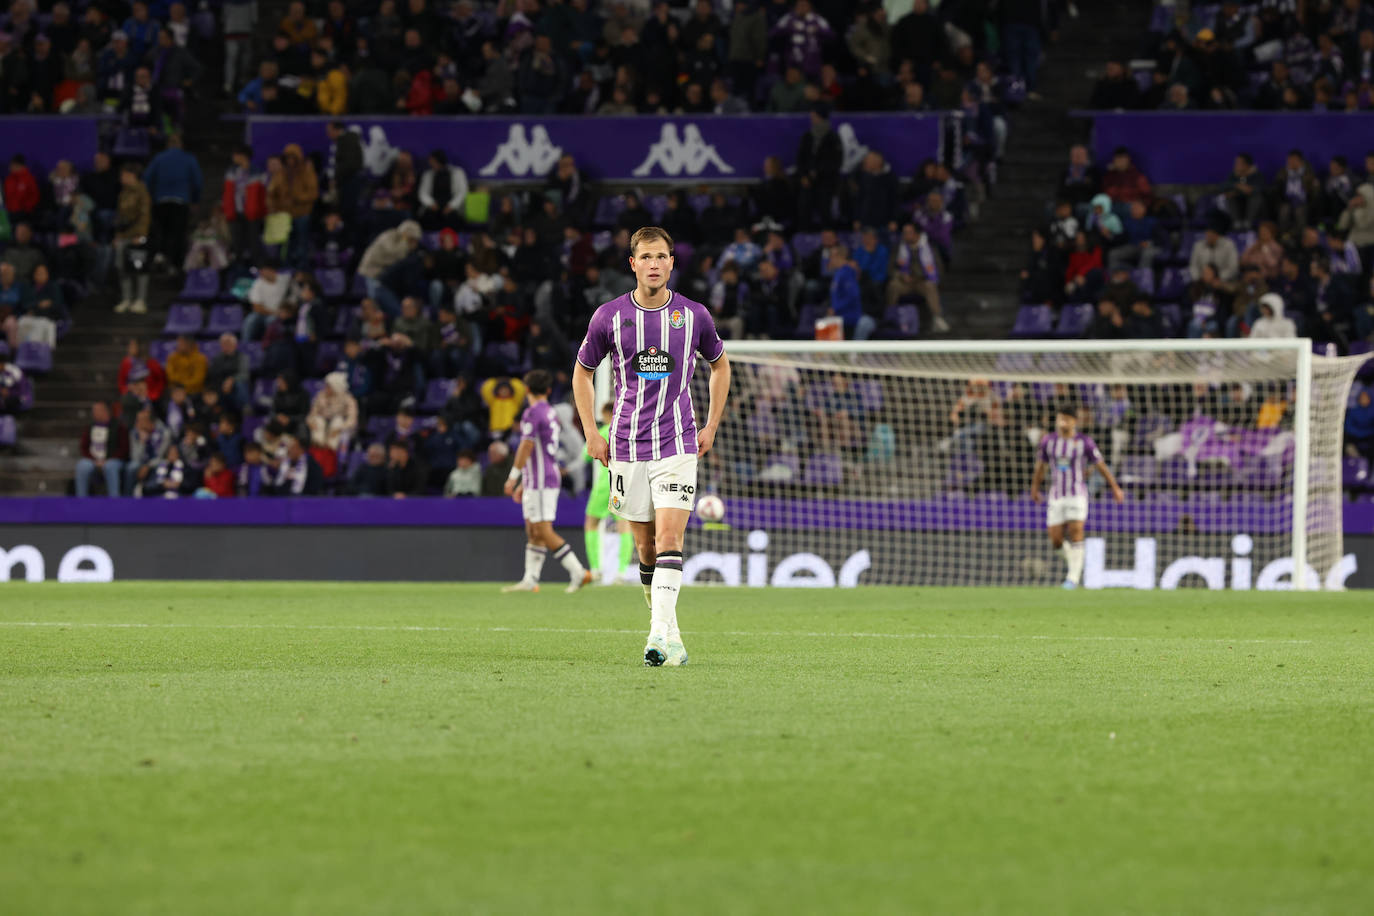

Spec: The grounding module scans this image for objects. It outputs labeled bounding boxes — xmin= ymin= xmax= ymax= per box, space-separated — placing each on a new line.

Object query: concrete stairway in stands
xmin=944 ymin=0 xmax=1152 ymax=338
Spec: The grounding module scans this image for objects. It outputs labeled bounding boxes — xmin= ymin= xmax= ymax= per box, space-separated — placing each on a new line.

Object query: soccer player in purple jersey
xmin=501 ymin=369 xmax=594 ymax=594
xmin=1031 ymin=404 xmax=1125 ymax=589
xmin=572 ymin=226 xmax=732 ymax=667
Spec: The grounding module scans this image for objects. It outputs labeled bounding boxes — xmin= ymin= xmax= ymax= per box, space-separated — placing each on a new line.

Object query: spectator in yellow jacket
xmin=316 ymin=59 xmax=349 ymax=115
xmin=165 ymin=334 xmax=208 ymax=395
xmin=480 ymin=376 xmax=528 ymax=436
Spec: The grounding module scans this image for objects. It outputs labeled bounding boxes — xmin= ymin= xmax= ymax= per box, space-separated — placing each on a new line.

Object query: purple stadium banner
xmin=0 ymin=116 xmax=106 ymax=170
xmin=1081 ymin=112 xmax=1374 ymax=185
xmin=244 ymin=113 xmax=943 ymax=182
xmin=1 ymin=497 xmax=1371 ymax=534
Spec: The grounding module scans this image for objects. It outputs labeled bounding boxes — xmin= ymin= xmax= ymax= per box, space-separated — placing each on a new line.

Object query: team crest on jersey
xmin=669 ymin=309 xmax=685 ymax=329
xmin=633 ymin=346 xmax=675 ymax=380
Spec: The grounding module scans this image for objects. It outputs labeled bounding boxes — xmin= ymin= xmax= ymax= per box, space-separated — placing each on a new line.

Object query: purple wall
xmin=1081 ymin=112 xmax=1374 ymax=185
xmin=3 ymin=497 xmax=1371 ymax=535
xmin=0 ymin=116 xmax=107 ymax=170
xmin=245 ymin=113 xmax=942 ymax=182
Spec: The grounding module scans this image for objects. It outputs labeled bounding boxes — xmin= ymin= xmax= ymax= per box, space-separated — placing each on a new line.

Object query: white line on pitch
xmin=0 ymin=621 xmax=1314 ymax=644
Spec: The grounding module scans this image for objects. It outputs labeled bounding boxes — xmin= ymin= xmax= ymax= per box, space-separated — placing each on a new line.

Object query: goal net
xmin=688 ymin=340 xmax=1370 ymax=591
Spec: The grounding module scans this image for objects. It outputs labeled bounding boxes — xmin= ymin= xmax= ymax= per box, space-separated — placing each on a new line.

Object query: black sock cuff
xmin=553 ymin=543 xmax=570 ymax=558
xmin=640 ymin=562 xmax=655 ymax=585
xmin=655 ymin=551 xmax=683 ymax=570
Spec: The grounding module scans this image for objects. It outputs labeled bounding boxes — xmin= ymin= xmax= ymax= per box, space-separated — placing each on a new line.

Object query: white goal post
xmin=687 ymin=338 xmax=1371 ymax=591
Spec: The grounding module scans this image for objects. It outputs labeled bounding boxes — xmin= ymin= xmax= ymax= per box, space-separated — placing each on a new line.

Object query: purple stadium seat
xmin=0 ymin=415 xmax=15 ymax=446
xmin=803 ymin=452 xmax=845 ymax=486
xmin=1010 ymin=305 xmax=1053 ymax=338
xmin=344 ymin=450 xmax=367 ymax=480
xmin=1344 ymin=456 xmax=1369 ymax=489
xmin=16 ymin=375 xmax=34 ymax=411
xmin=853 ymin=378 xmax=884 ymax=412
xmin=315 ymin=268 xmax=348 ymax=300
xmin=149 ymin=339 xmax=176 ymax=365
xmin=1157 ymin=303 xmax=1183 ymax=336
xmin=791 ymin=233 xmax=823 ymax=261
xmin=796 ymin=303 xmax=822 ymax=337
xmin=162 ymin=303 xmax=204 ymax=336
xmin=1156 ymin=267 xmax=1188 ymax=300
xmin=198 ymin=340 xmax=222 ymax=362
xmin=1118 ymin=455 xmax=1158 ymax=488
xmin=994 ymin=352 xmax=1034 ymax=373
xmin=420 ymin=378 xmax=453 ymax=413
xmin=884 ymin=304 xmax=920 ymax=338
xmin=483 ymin=341 xmax=523 ymax=374
xmin=180 ymin=268 xmax=220 ymax=301
xmin=251 ymin=377 xmax=275 ymax=411
xmin=241 ymin=415 xmax=264 ymax=442
xmin=302 ymin=379 xmax=325 ymax=402
xmin=1131 ymin=268 xmax=1155 ymax=296
xmin=1053 ymin=303 xmax=1094 ymax=338
xmin=644 ymin=195 xmax=668 ymax=222
xmin=687 ymin=193 xmax=710 ymax=215
xmin=366 ymin=416 xmax=393 ymax=441
xmin=593 ymin=195 xmax=626 ymax=227
xmin=0 ymin=340 xmax=9 ymax=360
xmin=241 ymin=341 xmax=265 ymax=372
xmin=421 ymin=232 xmax=441 ymax=251
xmin=945 ymin=452 xmax=983 ymax=489
xmin=331 ymin=307 xmax=359 ymax=339
xmin=113 ymin=127 xmax=150 ymax=159
xmin=674 ymin=242 xmax=695 ymax=267
xmin=205 ymin=304 xmax=244 ymax=337
xmin=314 ymin=341 xmax=342 ymax=376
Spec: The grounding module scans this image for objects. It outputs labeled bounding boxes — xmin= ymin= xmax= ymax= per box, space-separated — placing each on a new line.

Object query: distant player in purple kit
xmin=502 ymin=369 xmax=594 ymax=594
xmin=1031 ymin=404 xmax=1125 ymax=589
xmin=572 ymin=226 xmax=732 ymax=667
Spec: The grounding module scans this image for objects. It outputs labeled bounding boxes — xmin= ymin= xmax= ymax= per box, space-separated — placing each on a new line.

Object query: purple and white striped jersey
xmin=576 ymin=290 xmax=725 ymax=462
xmin=519 ymin=399 xmax=562 ymax=491
xmin=1037 ymin=432 xmax=1104 ymax=500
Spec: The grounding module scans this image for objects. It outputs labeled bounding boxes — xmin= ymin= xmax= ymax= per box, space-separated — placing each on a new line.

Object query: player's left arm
xmin=1094 ymin=460 xmax=1125 ymax=503
xmin=505 ymin=438 xmax=535 ymax=500
xmin=698 ymin=351 xmax=731 ymax=459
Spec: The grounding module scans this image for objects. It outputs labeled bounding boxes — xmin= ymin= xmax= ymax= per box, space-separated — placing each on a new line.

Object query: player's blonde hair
xmin=629 ymin=226 xmax=674 ymax=256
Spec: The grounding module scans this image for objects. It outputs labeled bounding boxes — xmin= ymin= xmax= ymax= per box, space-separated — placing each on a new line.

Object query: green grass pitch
xmin=2 ymin=583 xmax=1372 ymax=915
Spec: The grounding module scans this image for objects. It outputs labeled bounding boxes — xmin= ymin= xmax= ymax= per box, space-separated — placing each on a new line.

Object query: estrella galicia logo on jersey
xmin=669 ymin=309 xmax=685 ymax=329
xmin=633 ymin=346 xmax=675 ymax=380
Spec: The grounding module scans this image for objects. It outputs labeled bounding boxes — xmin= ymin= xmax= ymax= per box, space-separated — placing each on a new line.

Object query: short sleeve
xmin=1036 ymin=436 xmax=1049 ymax=464
xmin=576 ymin=307 xmax=610 ymax=369
xmin=1085 ymin=436 xmax=1104 ymax=465
xmin=696 ymin=305 xmax=725 ymax=363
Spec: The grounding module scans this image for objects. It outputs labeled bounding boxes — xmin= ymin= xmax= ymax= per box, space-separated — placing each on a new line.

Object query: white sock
xmin=651 ymin=552 xmax=683 ymax=641
xmin=523 ymin=544 xmax=547 ymax=583
xmin=552 ymin=542 xmax=585 ymax=580
xmin=1067 ymin=541 xmax=1085 ymax=585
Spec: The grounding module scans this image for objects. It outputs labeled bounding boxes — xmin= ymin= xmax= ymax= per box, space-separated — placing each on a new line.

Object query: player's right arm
xmin=505 ymin=438 xmax=534 ymax=500
xmin=1030 ymin=460 xmax=1047 ymax=503
xmin=573 ymin=306 xmax=612 ymax=467
xmin=572 ymin=365 xmax=606 ymax=467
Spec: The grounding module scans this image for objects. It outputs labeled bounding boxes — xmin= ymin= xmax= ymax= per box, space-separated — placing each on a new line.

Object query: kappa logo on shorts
xmin=633 ymin=346 xmax=675 ymax=381
xmin=669 ymin=309 xmax=685 ymax=329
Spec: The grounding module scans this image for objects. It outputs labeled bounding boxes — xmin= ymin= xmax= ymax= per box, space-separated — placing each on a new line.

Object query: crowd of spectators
xmin=1020 ymin=141 xmax=1374 ymax=351
xmin=232 ymin=0 xmax=1064 ymax=119
xmin=1095 ymin=0 xmax=1374 ymax=112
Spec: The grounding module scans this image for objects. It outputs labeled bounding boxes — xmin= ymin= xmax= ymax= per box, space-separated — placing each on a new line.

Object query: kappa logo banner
xmin=246 ymin=114 xmax=943 ymax=181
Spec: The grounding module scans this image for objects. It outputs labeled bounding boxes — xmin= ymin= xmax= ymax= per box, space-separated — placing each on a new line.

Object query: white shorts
xmin=522 ymin=486 xmax=560 ymax=523
xmin=607 ymin=453 xmax=698 ymax=523
xmin=1046 ymin=495 xmax=1089 ymax=527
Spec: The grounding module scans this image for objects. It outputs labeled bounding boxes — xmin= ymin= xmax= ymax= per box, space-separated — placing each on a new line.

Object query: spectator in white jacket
xmin=418 ymin=150 xmax=469 ymax=232
xmin=1249 ymin=292 xmax=1296 ymax=339
xmin=1188 ymin=227 xmax=1239 ymax=283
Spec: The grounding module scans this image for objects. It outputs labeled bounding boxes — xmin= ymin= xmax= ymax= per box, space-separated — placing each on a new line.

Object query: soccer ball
xmin=696 ymin=494 xmax=725 ymax=523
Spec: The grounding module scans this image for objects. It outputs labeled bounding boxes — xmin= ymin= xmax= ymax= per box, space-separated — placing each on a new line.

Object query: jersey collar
xmin=630 ymin=289 xmax=674 ymax=312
